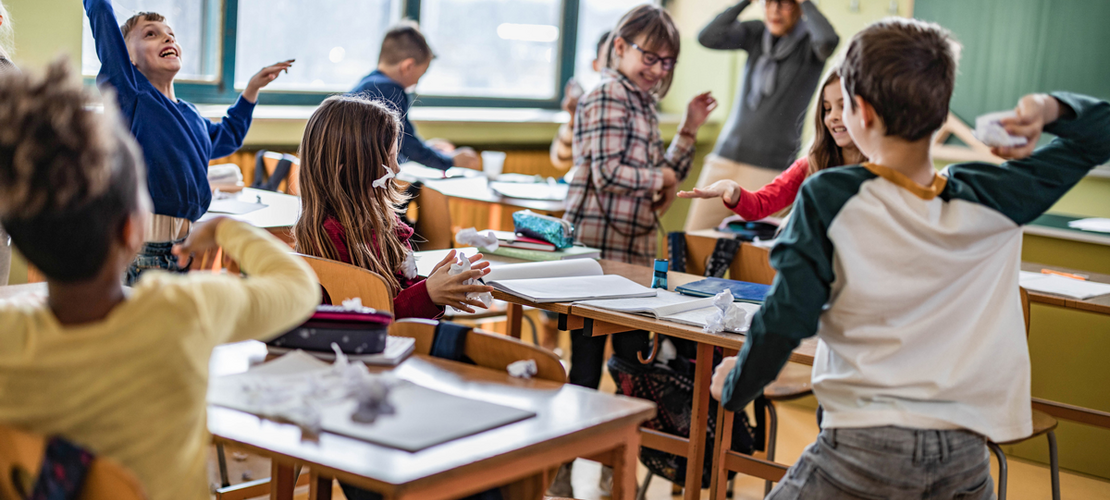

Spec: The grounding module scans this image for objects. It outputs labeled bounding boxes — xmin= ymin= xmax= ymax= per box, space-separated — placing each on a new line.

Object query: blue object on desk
xmin=675 ymin=278 xmax=771 ymax=304
xmin=652 ymin=259 xmax=669 ymax=289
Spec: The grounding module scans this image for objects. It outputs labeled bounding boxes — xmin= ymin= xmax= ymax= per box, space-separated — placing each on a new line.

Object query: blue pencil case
xmin=512 ymin=210 xmax=575 ymax=249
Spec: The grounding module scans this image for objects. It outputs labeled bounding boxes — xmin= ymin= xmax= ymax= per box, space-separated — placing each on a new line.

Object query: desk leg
xmin=611 ymin=425 xmax=641 ymax=500
xmin=506 ymin=303 xmax=524 ymax=339
xmin=709 ymin=348 xmax=738 ymax=500
xmin=309 ymin=471 xmax=332 ymax=500
xmin=685 ymin=342 xmax=713 ymax=500
xmin=270 ymin=462 xmax=295 ymax=500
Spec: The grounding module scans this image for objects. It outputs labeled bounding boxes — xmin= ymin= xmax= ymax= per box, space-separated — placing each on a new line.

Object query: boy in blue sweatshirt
xmin=351 ymin=21 xmax=480 ymax=171
xmin=84 ymin=0 xmax=293 ymax=283
xmin=709 ymin=17 xmax=1110 ymax=498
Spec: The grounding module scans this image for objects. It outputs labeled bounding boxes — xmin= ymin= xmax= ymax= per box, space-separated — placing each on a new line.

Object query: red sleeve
xmin=322 ymin=218 xmax=352 ymax=264
xmin=393 ymin=279 xmax=445 ymax=320
xmin=725 ymin=158 xmax=809 ymax=221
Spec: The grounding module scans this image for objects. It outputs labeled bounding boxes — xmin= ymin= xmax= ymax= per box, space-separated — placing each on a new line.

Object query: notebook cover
xmin=675 ymin=277 xmax=771 ymax=303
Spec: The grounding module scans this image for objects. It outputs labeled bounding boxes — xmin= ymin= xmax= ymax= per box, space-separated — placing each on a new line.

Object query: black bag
xmin=607 ymin=340 xmax=764 ymax=488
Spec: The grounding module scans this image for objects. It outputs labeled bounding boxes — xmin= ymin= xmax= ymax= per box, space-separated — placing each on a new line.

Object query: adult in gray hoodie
xmin=686 ymin=0 xmax=838 ymax=230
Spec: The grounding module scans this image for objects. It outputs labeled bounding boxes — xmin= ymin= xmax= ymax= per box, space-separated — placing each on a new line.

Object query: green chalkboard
xmin=914 ymin=0 xmax=1110 ymax=125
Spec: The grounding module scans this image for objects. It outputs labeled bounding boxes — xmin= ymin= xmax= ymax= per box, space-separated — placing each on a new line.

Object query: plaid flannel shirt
xmin=564 ymin=70 xmax=695 ymax=266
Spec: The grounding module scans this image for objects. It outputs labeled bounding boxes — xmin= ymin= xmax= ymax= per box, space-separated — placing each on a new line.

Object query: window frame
xmin=170 ymin=0 xmax=581 ymax=108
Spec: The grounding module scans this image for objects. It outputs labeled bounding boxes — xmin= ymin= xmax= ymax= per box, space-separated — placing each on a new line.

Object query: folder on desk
xmin=675 ymin=278 xmax=771 ymax=304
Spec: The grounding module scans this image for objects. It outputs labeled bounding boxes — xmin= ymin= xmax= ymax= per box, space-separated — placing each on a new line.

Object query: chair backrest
xmin=0 ymin=425 xmax=145 ymax=500
xmin=296 ymin=253 xmax=394 ymax=313
xmin=676 ymin=235 xmax=777 ymax=285
xmin=256 ymin=150 xmax=301 ymax=195
xmin=390 ymin=318 xmax=567 ymax=383
xmin=412 ymin=185 xmax=454 ymax=250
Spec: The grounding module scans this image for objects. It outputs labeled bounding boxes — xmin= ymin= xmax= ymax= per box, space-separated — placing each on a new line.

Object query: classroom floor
xmin=214 ymin=324 xmax=1110 ymax=500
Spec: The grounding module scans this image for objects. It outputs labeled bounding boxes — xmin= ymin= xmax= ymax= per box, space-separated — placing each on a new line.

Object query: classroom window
xmin=81 ymin=0 xmax=222 ymax=82
xmin=573 ymin=0 xmax=650 ymax=91
xmin=233 ymin=0 xmax=403 ymax=92
xmin=417 ymin=0 xmax=564 ymax=100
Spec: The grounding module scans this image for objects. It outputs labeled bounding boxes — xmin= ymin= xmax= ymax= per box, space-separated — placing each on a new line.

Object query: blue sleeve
xmin=720 ymin=169 xmax=867 ymax=412
xmin=207 ymin=96 xmax=256 ymax=159
xmin=943 ymin=93 xmax=1110 ymax=226
xmin=399 ymin=110 xmax=454 ymax=171
xmin=84 ymin=0 xmax=141 ymax=102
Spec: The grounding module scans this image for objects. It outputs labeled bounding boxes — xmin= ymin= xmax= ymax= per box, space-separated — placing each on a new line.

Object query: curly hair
xmin=0 ymin=59 xmax=145 ymax=282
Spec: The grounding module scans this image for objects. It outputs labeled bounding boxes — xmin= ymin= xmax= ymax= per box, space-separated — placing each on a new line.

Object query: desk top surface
xmin=200 ymin=187 xmax=301 ymax=229
xmin=1025 ymin=213 xmax=1110 ymax=247
xmin=207 ymin=341 xmax=654 ymax=489
xmin=420 ymin=176 xmax=567 ymax=213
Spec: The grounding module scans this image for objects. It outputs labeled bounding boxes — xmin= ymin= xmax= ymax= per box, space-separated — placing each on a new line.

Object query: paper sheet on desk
xmin=208 ymin=199 xmax=267 ymax=215
xmin=577 ymin=291 xmax=760 ymax=333
xmin=208 ymin=351 xmax=535 ymax=452
xmin=1067 ymin=218 xmax=1110 ymax=234
xmin=1019 ymin=271 xmax=1110 ymax=300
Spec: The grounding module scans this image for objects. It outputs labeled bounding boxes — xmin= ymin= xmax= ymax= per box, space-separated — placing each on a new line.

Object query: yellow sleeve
xmin=192 ymin=220 xmax=320 ymax=344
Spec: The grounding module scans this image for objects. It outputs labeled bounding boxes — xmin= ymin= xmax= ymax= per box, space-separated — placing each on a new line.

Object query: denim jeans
xmin=768 ymin=426 xmax=994 ymax=500
xmin=124 ymin=238 xmax=190 ymax=286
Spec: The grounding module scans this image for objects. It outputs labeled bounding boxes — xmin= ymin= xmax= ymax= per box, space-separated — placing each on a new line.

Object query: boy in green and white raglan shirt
xmin=709 ymin=17 xmax=1110 ymax=498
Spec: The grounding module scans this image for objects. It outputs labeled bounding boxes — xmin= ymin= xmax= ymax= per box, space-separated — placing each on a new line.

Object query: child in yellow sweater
xmin=0 ymin=62 xmax=319 ymax=500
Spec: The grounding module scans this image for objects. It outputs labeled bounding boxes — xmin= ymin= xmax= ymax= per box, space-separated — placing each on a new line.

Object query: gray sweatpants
xmin=769 ymin=426 xmax=994 ymax=499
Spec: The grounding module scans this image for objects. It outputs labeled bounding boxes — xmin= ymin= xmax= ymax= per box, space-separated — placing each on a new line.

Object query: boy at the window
xmin=84 ymin=0 xmax=293 ymax=284
xmin=351 ymin=21 xmax=481 ymax=171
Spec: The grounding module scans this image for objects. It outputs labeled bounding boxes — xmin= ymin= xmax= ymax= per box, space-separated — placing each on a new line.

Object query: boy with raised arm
xmin=84 ymin=0 xmax=293 ymax=283
xmin=711 ymin=17 xmax=1110 ymax=498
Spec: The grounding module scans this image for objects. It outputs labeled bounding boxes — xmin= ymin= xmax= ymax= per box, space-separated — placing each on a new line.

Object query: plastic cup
xmin=481 ymin=151 xmax=507 ymax=180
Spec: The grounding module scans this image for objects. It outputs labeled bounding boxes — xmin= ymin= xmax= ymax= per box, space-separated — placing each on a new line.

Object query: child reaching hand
xmin=678 ymin=67 xmax=866 ymax=221
xmin=293 ymin=95 xmax=493 ymax=318
xmin=84 ymin=0 xmax=293 ymax=284
xmin=0 ymin=62 xmax=319 ymax=500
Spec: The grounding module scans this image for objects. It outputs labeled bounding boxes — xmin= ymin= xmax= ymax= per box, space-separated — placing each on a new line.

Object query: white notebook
xmin=1019 ymin=271 xmax=1110 ymax=300
xmin=483 ymin=259 xmax=656 ymax=303
xmin=577 ymin=291 xmax=762 ymax=333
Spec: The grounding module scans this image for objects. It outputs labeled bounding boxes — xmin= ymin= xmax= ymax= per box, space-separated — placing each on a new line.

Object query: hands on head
xmin=425 ymin=249 xmax=494 ymax=313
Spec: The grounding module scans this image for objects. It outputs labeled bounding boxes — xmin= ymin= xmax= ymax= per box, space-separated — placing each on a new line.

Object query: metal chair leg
xmin=1048 ymin=431 xmax=1060 ymax=500
xmin=216 ymin=443 xmax=231 ymax=488
xmin=636 ymin=471 xmax=653 ymax=500
xmin=765 ymin=402 xmax=778 ymax=496
xmin=523 ymin=314 xmax=538 ymax=346
xmin=988 ymin=441 xmax=1008 ymax=500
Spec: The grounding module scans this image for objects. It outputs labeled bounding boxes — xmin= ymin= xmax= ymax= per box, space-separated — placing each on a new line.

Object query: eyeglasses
xmin=628 ymin=42 xmax=676 ymax=72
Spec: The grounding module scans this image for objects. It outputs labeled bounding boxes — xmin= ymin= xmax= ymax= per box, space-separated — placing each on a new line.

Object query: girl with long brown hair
xmin=293 ymin=94 xmax=492 ymax=318
xmin=678 ymin=67 xmax=866 ymax=220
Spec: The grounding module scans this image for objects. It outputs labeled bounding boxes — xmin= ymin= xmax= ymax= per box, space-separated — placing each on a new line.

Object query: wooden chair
xmin=390 ymin=318 xmax=566 ymax=383
xmin=412 ymin=184 xmax=454 ymax=251
xmin=296 ymin=253 xmax=394 ymax=313
xmin=255 ymin=150 xmax=301 ymax=195
xmin=990 ymin=287 xmax=1060 ymax=500
xmin=0 ymin=425 xmax=145 ymax=500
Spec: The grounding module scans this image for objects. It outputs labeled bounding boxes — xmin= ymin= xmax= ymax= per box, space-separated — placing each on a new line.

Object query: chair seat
xmin=997 ymin=409 xmax=1059 ymax=445
xmin=764 ymin=363 xmax=813 ymax=401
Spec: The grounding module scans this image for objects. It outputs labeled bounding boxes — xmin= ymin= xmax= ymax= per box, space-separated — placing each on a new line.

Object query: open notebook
xmin=484 ymin=260 xmax=657 ymax=303
xmin=577 ymin=291 xmax=761 ymax=333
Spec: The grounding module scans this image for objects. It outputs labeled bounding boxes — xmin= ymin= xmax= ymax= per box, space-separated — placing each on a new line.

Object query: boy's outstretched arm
xmin=711 ymin=174 xmax=853 ymax=411
xmin=83 ymin=0 xmax=139 ymax=101
xmin=944 ymin=93 xmax=1110 ymax=226
xmin=208 ymin=60 xmax=293 ymax=159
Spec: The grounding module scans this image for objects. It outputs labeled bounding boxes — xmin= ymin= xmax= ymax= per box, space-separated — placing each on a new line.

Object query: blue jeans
xmin=768 ymin=426 xmax=994 ymax=500
xmin=124 ymin=239 xmax=190 ymax=286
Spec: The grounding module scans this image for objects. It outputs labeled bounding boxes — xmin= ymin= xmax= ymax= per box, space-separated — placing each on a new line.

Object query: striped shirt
xmin=564 ymin=69 xmax=695 ymax=266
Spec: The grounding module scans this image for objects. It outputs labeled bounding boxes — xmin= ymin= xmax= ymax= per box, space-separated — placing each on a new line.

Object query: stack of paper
xmin=484 ymin=259 xmax=656 ymax=303
xmin=577 ymin=291 xmax=761 ymax=333
xmin=1067 ymin=218 xmax=1110 ymax=234
xmin=1019 ymin=271 xmax=1110 ymax=299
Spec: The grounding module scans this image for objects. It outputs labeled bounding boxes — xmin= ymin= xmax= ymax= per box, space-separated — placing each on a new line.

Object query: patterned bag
xmin=607 ymin=343 xmax=764 ymax=488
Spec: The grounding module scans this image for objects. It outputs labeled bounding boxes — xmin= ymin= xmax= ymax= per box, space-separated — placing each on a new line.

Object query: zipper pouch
xmin=512 ymin=210 xmax=575 ymax=249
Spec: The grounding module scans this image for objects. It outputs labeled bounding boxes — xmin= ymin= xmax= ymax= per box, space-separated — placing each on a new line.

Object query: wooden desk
xmin=208 ymin=342 xmax=655 ymax=500
xmin=1024 ymin=213 xmax=1110 ymax=247
xmin=200 ymin=188 xmax=301 ymax=242
xmin=420 ymin=176 xmax=566 ymax=215
xmin=1021 ymin=262 xmax=1110 ymax=316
